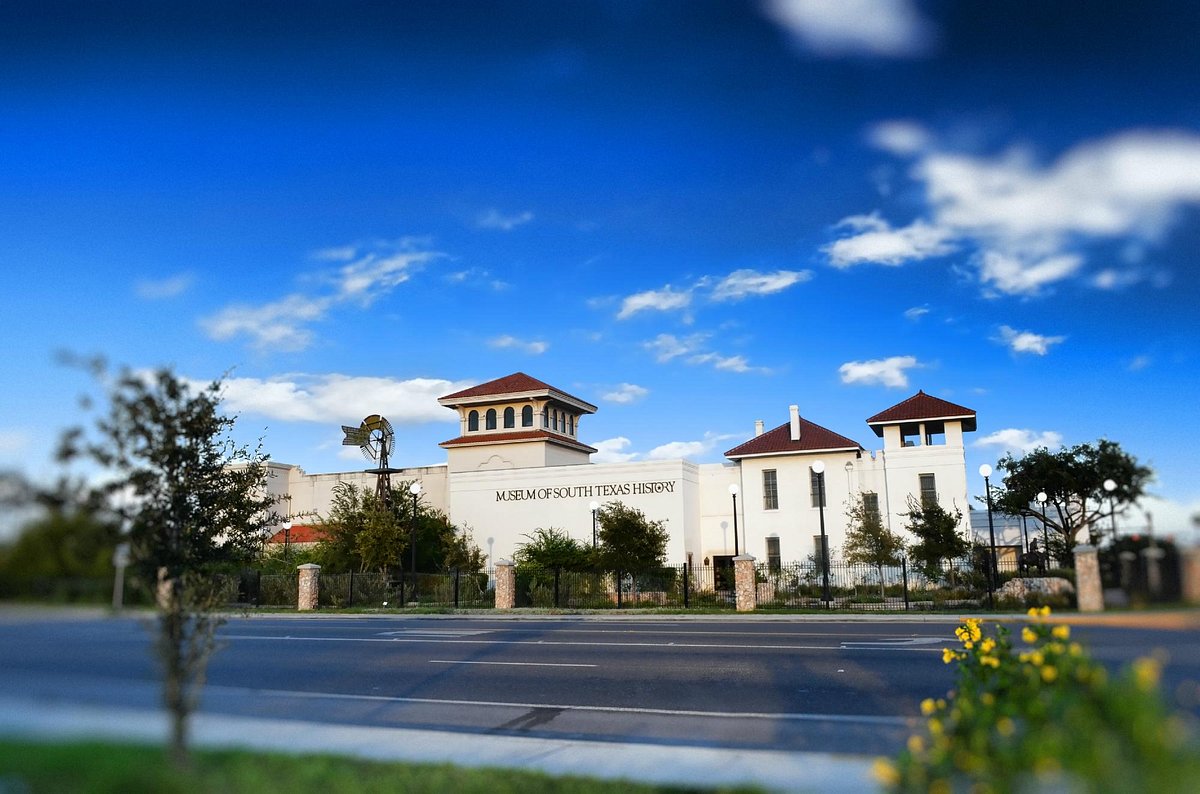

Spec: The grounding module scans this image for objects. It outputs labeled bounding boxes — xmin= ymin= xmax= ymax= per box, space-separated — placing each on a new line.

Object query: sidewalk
xmin=0 ymin=695 xmax=879 ymax=793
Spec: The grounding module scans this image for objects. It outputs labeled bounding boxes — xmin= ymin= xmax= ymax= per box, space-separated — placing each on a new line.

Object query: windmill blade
xmin=341 ymin=425 xmax=368 ymax=446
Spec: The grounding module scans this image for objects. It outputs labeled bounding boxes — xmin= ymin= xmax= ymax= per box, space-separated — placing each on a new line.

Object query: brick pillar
xmin=494 ymin=560 xmax=515 ymax=610
xmin=1181 ymin=547 xmax=1200 ymax=606
xmin=734 ymin=554 xmax=757 ymax=612
xmin=1073 ymin=545 xmax=1103 ymax=612
xmin=297 ymin=563 xmax=320 ymax=611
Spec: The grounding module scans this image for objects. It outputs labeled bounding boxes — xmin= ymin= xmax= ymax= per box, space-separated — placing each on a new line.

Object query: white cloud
xmin=761 ymin=0 xmax=935 ymax=58
xmin=978 ymin=251 xmax=1083 ymax=297
xmin=477 ymin=209 xmax=534 ymax=231
xmin=600 ymin=383 xmax=649 ymax=404
xmin=135 ymin=273 xmax=193 ymax=300
xmin=200 ymin=294 xmax=330 ymax=352
xmin=904 ymin=306 xmax=929 ymax=320
xmin=688 ymin=352 xmax=761 ymax=374
xmin=825 ymin=214 xmax=955 ymax=268
xmin=975 ymin=428 xmax=1063 ymax=455
xmin=201 ymin=240 xmax=441 ymax=350
xmin=838 ymin=355 xmax=919 ymax=388
xmin=209 ymin=373 xmax=472 ymax=425
xmin=644 ymin=333 xmax=708 ymax=363
xmin=488 ymin=335 xmax=549 ymax=355
xmin=868 ymin=120 xmax=931 ymax=156
xmin=617 ymin=286 xmax=692 ymax=319
xmin=710 ymin=269 xmax=813 ymax=301
xmin=647 ymin=440 xmax=709 ymax=461
xmin=591 ymin=437 xmax=638 ymax=464
xmin=1128 ymin=355 xmax=1152 ymax=372
xmin=830 ymin=129 xmax=1200 ymax=296
xmin=995 ymin=325 xmax=1066 ymax=356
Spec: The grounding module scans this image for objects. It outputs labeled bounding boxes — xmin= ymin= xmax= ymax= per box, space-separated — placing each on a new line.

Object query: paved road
xmin=2 ymin=612 xmax=1196 ymax=759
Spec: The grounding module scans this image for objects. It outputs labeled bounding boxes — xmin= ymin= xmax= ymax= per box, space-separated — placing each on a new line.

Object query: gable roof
xmin=438 ymin=372 xmax=597 ymax=413
xmin=865 ymin=390 xmax=977 ymax=436
xmin=724 ymin=417 xmax=863 ymax=459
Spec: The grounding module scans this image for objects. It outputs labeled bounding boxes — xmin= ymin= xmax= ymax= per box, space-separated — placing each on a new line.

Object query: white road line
xmin=429 ymin=659 xmax=597 ymax=668
xmin=218 ymin=684 xmax=912 ymax=726
xmin=222 ymin=633 xmax=943 ymax=652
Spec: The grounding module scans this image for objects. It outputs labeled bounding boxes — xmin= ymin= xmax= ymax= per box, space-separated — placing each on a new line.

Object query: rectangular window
xmin=919 ymin=473 xmax=937 ymax=507
xmin=762 ymin=469 xmax=779 ymax=510
xmin=766 ymin=537 xmax=781 ymax=574
xmin=863 ymin=492 xmax=881 ymax=524
xmin=810 ymin=468 xmax=826 ymax=508
xmin=813 ymin=534 xmax=828 ymax=562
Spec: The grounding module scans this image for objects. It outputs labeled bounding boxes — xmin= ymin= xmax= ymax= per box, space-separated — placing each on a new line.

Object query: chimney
xmin=754 ymin=420 xmax=764 ymax=437
xmin=789 ymin=405 xmax=801 ymax=441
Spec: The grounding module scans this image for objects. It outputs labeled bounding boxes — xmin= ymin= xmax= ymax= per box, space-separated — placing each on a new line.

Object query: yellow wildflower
xmin=921 ymin=698 xmax=937 ymax=716
xmin=1026 ymin=607 xmax=1041 ymax=619
xmin=1021 ymin=627 xmax=1038 ymax=644
xmin=929 ymin=718 xmax=943 ymax=735
xmin=871 ymin=758 xmax=901 ymax=786
xmin=1069 ymin=642 xmax=1083 ymax=656
xmin=1051 ymin=624 xmax=1070 ymax=640
xmin=963 ymin=640 xmax=974 ymax=650
xmin=1030 ymin=651 xmax=1044 ymax=666
xmin=966 ymin=621 xmax=982 ymax=642
xmin=936 ymin=698 xmax=946 ymax=710
xmin=980 ymin=637 xmax=996 ymax=654
xmin=943 ymin=648 xmax=958 ymax=664
xmin=908 ymin=734 xmax=925 ymax=754
xmin=997 ymin=716 xmax=1016 ymax=737
xmin=1040 ymin=605 xmax=1051 ymax=616
xmin=1018 ymin=652 xmax=1030 ymax=663
xmin=980 ymin=692 xmax=995 ymax=706
xmin=1041 ymin=665 xmax=1058 ymax=683
xmin=980 ymin=655 xmax=1000 ymax=668
xmin=1133 ymin=657 xmax=1161 ymax=692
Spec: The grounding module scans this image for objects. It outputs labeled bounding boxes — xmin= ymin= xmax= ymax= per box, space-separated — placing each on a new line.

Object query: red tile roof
xmin=725 ymin=417 xmax=862 ymax=459
xmin=266 ymin=524 xmax=327 ymax=544
xmin=439 ymin=429 xmax=598 ymax=454
xmin=441 ymin=372 xmax=554 ymax=400
xmin=865 ymin=391 xmax=977 ymax=435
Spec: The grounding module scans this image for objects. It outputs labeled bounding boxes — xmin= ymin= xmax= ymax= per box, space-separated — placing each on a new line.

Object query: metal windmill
xmin=342 ymin=414 xmax=400 ymax=505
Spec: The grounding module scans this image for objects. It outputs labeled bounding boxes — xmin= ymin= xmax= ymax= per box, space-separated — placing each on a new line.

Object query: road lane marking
xmin=377 ymin=629 xmax=494 ymax=637
xmin=222 ymin=633 xmax=944 ymax=652
xmin=429 ymin=660 xmax=597 ymax=668
xmin=840 ymin=638 xmax=946 ymax=648
xmin=222 ymin=684 xmax=912 ymax=726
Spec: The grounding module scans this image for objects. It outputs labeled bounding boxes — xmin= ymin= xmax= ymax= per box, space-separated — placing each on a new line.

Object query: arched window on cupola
xmin=522 ymin=405 xmax=534 ymax=427
xmin=568 ymin=415 xmax=575 ymax=435
xmin=485 ymin=408 xmax=497 ymax=430
xmin=542 ymin=408 xmax=549 ymax=428
xmin=467 ymin=410 xmax=479 ymax=432
xmin=503 ymin=407 xmax=515 ymax=429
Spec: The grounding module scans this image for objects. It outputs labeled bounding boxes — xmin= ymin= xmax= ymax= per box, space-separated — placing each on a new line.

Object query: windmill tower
xmin=342 ymin=414 xmax=400 ymax=505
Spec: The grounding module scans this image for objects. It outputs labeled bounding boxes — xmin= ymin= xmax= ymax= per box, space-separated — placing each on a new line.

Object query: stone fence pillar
xmin=494 ymin=560 xmax=515 ymax=610
xmin=1182 ymin=547 xmax=1200 ymax=606
xmin=297 ymin=563 xmax=320 ymax=611
xmin=1073 ymin=545 xmax=1103 ymax=612
xmin=734 ymin=554 xmax=757 ymax=612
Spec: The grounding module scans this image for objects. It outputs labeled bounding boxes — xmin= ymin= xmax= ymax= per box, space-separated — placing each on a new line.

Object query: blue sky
xmin=2 ymin=1 xmax=1198 ymax=539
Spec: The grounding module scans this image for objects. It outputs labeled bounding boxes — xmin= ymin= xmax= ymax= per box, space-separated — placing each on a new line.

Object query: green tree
xmin=991 ymin=440 xmax=1153 ymax=547
xmin=513 ymin=527 xmax=594 ymax=570
xmin=58 ymin=365 xmax=278 ymax=767
xmin=596 ymin=501 xmax=669 ymax=574
xmin=903 ymin=496 xmax=968 ymax=585
xmin=0 ymin=507 xmax=120 ymax=580
xmin=842 ymin=492 xmax=906 ymax=597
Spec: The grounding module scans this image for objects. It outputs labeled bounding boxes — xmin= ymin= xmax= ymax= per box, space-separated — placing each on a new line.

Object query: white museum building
xmin=263 ymin=372 xmax=991 ymax=570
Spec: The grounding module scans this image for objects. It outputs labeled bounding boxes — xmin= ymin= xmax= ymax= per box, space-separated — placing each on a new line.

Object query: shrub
xmin=876 ymin=608 xmax=1200 ymax=792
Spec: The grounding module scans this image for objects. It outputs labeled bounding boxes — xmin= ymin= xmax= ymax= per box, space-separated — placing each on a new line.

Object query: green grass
xmin=0 ymin=739 xmax=758 ymax=794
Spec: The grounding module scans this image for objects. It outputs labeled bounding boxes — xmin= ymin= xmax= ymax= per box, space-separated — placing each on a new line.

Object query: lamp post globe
xmin=1103 ymin=478 xmax=1118 ymax=544
xmin=1036 ymin=491 xmax=1050 ymax=564
xmin=979 ymin=464 xmax=997 ymax=607
xmin=727 ymin=483 xmax=740 ymax=556
xmin=811 ymin=461 xmax=831 ymax=603
xmin=282 ymin=520 xmax=293 ymax=561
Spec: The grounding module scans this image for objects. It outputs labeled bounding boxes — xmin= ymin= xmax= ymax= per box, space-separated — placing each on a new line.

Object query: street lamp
xmin=727 ymin=484 xmax=740 ymax=556
xmin=589 ymin=500 xmax=600 ymax=548
xmin=1036 ymin=491 xmax=1050 ymax=566
xmin=812 ymin=461 xmax=831 ymax=603
xmin=409 ymin=482 xmax=422 ymax=602
xmin=282 ymin=520 xmax=293 ymax=561
xmin=979 ymin=464 xmax=998 ymax=608
xmin=1103 ymin=478 xmax=1117 ymax=545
